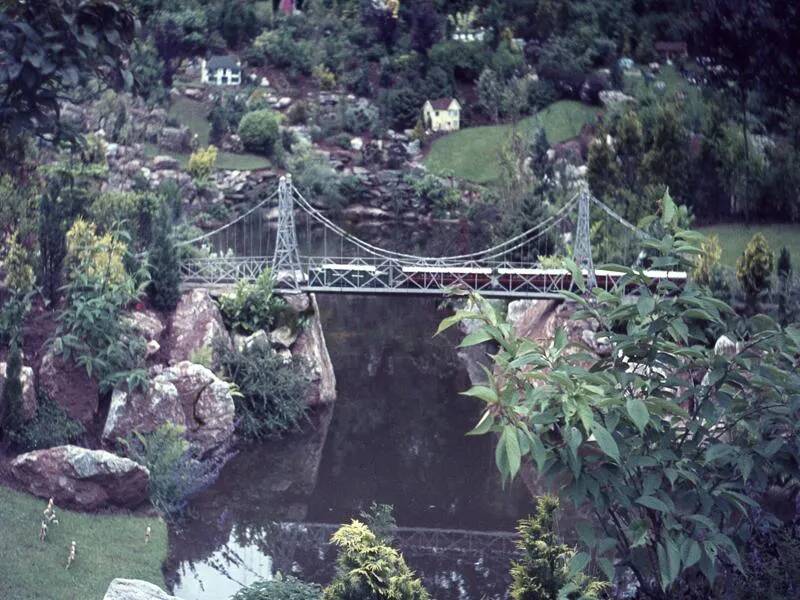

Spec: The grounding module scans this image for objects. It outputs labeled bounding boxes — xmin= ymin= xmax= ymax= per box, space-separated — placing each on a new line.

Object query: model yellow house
xmin=422 ymin=98 xmax=461 ymax=132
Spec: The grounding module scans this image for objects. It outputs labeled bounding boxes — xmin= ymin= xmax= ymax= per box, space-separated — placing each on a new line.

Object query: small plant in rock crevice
xmin=216 ymin=341 xmax=309 ymax=439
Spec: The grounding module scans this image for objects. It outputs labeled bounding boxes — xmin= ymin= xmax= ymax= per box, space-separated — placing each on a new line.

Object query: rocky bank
xmin=7 ymin=288 xmax=336 ymax=512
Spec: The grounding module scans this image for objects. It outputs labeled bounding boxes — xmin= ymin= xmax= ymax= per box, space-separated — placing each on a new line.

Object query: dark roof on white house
xmin=429 ymin=98 xmax=458 ymax=110
xmin=207 ymin=55 xmax=240 ymax=71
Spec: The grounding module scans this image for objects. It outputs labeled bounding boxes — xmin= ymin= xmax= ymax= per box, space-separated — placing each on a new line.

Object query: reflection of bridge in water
xmin=180 ymin=177 xmax=687 ymax=298
xmin=189 ymin=522 xmax=520 ymax=600
xmin=270 ymin=521 xmax=519 ymax=558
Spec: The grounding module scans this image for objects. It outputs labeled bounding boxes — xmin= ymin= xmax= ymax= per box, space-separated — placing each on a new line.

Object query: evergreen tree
xmin=1 ymin=339 xmax=24 ymax=441
xmin=736 ymin=232 xmax=774 ymax=310
xmin=778 ymin=246 xmax=792 ymax=279
xmin=509 ymin=496 xmax=605 ymax=600
xmin=147 ymin=203 xmax=182 ymax=311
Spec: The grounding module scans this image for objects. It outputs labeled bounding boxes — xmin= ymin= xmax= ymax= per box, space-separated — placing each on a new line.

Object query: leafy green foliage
xmin=54 ymin=222 xmax=148 ymax=392
xmin=510 ymin=496 xmax=607 ymax=600
xmin=217 ymin=342 xmax=309 ymax=439
xmin=121 ymin=423 xmax=217 ymax=518
xmin=441 ymin=205 xmax=800 ymax=597
xmin=324 ymin=520 xmax=430 ymax=600
xmin=238 ymin=109 xmax=281 ymax=157
xmin=147 ymin=203 xmax=182 ymax=312
xmin=9 ymin=393 xmax=85 ymax=451
xmin=0 ymin=0 xmax=136 ymax=144
xmin=218 ymin=271 xmax=289 ymax=334
xmin=231 ymin=575 xmax=322 ymax=600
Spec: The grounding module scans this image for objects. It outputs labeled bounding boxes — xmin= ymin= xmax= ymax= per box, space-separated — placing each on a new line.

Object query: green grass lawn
xmin=698 ymin=223 xmax=800 ymax=266
xmin=423 ymin=100 xmax=599 ymax=184
xmin=160 ymin=96 xmax=271 ymax=171
xmin=0 ymin=486 xmax=168 ymax=600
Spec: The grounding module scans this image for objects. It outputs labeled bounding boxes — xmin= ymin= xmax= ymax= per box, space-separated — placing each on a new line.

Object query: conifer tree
xmin=1 ymin=339 xmax=24 ymax=441
xmin=147 ymin=203 xmax=181 ymax=311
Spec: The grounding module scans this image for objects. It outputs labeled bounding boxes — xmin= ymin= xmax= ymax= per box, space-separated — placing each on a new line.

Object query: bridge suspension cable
xmin=291 ymin=183 xmax=581 ymax=264
xmin=176 ymin=187 xmax=280 ymax=247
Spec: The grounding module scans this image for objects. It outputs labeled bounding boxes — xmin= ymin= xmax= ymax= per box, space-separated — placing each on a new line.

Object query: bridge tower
xmin=573 ymin=190 xmax=597 ymax=289
xmin=272 ymin=175 xmax=303 ymax=289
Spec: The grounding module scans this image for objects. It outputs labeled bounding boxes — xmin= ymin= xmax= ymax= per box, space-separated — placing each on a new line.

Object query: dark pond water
xmin=166 ymin=222 xmax=532 ymax=599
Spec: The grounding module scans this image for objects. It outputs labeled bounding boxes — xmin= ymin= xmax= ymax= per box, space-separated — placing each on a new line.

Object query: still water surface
xmin=167 ymin=223 xmax=532 ymax=599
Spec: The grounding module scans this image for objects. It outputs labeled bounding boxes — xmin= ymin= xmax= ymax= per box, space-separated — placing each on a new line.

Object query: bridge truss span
xmin=179 ymin=176 xmax=687 ymax=297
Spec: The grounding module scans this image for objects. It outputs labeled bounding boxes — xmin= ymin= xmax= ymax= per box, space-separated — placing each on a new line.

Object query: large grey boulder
xmin=0 ymin=361 xmax=38 ymax=421
xmin=152 ymin=155 xmax=180 ymax=171
xmin=291 ymin=295 xmax=336 ymax=407
xmin=103 ymin=362 xmax=235 ymax=457
xmin=156 ymin=125 xmax=193 ymax=152
xmin=167 ymin=289 xmax=233 ymax=367
xmin=124 ymin=309 xmax=165 ymax=343
xmin=104 ymin=579 xmax=184 ymax=600
xmin=38 ymin=349 xmax=99 ymax=426
xmin=10 ymin=446 xmax=149 ymax=511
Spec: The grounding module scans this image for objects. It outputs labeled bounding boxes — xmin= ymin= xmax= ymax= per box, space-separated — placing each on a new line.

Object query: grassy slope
xmin=165 ymin=96 xmax=271 ymax=171
xmin=423 ymin=100 xmax=599 ymax=184
xmin=0 ymin=486 xmax=168 ymax=600
xmin=698 ymin=223 xmax=800 ymax=266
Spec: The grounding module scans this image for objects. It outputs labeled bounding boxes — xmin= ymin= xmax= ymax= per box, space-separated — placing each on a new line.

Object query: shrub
xmin=218 ymin=270 xmax=288 ymax=334
xmin=121 ymin=423 xmax=218 ymax=518
xmin=286 ymin=101 xmax=309 ymax=126
xmin=312 ymin=65 xmax=337 ymax=90
xmin=89 ymin=191 xmax=160 ymax=250
xmin=736 ymin=232 xmax=774 ymax=300
xmin=238 ymin=110 xmax=281 ymax=157
xmin=343 ymin=101 xmax=380 ymax=135
xmin=65 ymin=219 xmax=130 ymax=289
xmin=10 ymin=393 xmax=85 ymax=451
xmin=324 ymin=520 xmax=430 ymax=600
xmin=380 ymin=86 xmax=423 ymax=130
xmin=692 ymin=234 xmax=722 ymax=286
xmin=410 ymin=174 xmax=460 ymax=217
xmin=55 ymin=220 xmax=148 ymax=392
xmin=217 ymin=342 xmax=309 ymax=439
xmin=187 ymin=145 xmax=218 ymax=182
xmin=510 ymin=496 xmax=607 ymax=600
xmin=441 ymin=198 xmax=800 ymax=597
xmin=3 ymin=231 xmax=34 ymax=294
xmin=232 ymin=575 xmax=322 ymax=600
xmin=528 ymin=79 xmax=559 ymax=111
xmin=147 ymin=203 xmax=182 ymax=312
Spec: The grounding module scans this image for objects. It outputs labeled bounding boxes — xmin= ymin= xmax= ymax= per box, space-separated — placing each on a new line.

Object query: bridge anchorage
xmin=180 ymin=176 xmax=687 ymax=298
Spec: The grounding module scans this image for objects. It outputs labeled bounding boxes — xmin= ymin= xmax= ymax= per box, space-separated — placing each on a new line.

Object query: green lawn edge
xmin=0 ymin=485 xmax=168 ymax=600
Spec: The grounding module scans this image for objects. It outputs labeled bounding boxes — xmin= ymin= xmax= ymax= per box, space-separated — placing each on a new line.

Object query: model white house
xmin=201 ymin=55 xmax=242 ymax=86
xmin=422 ymin=98 xmax=461 ymax=132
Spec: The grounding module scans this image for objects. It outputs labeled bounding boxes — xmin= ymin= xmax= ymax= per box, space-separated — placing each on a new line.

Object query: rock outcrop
xmin=104 ymin=579 xmax=184 ymax=600
xmin=167 ymin=289 xmax=233 ymax=367
xmin=288 ymin=295 xmax=336 ymax=407
xmin=103 ymin=362 xmax=235 ymax=457
xmin=507 ymin=299 xmax=610 ymax=357
xmin=0 ymin=360 xmax=38 ymax=421
xmin=38 ymin=349 xmax=99 ymax=426
xmin=10 ymin=446 xmax=149 ymax=510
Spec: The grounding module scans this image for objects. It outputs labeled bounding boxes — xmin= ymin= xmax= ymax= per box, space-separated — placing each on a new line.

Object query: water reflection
xmin=167 ymin=295 xmax=531 ymax=599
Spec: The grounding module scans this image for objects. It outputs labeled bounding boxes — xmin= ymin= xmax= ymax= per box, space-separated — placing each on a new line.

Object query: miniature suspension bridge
xmin=180 ymin=176 xmax=686 ymax=298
